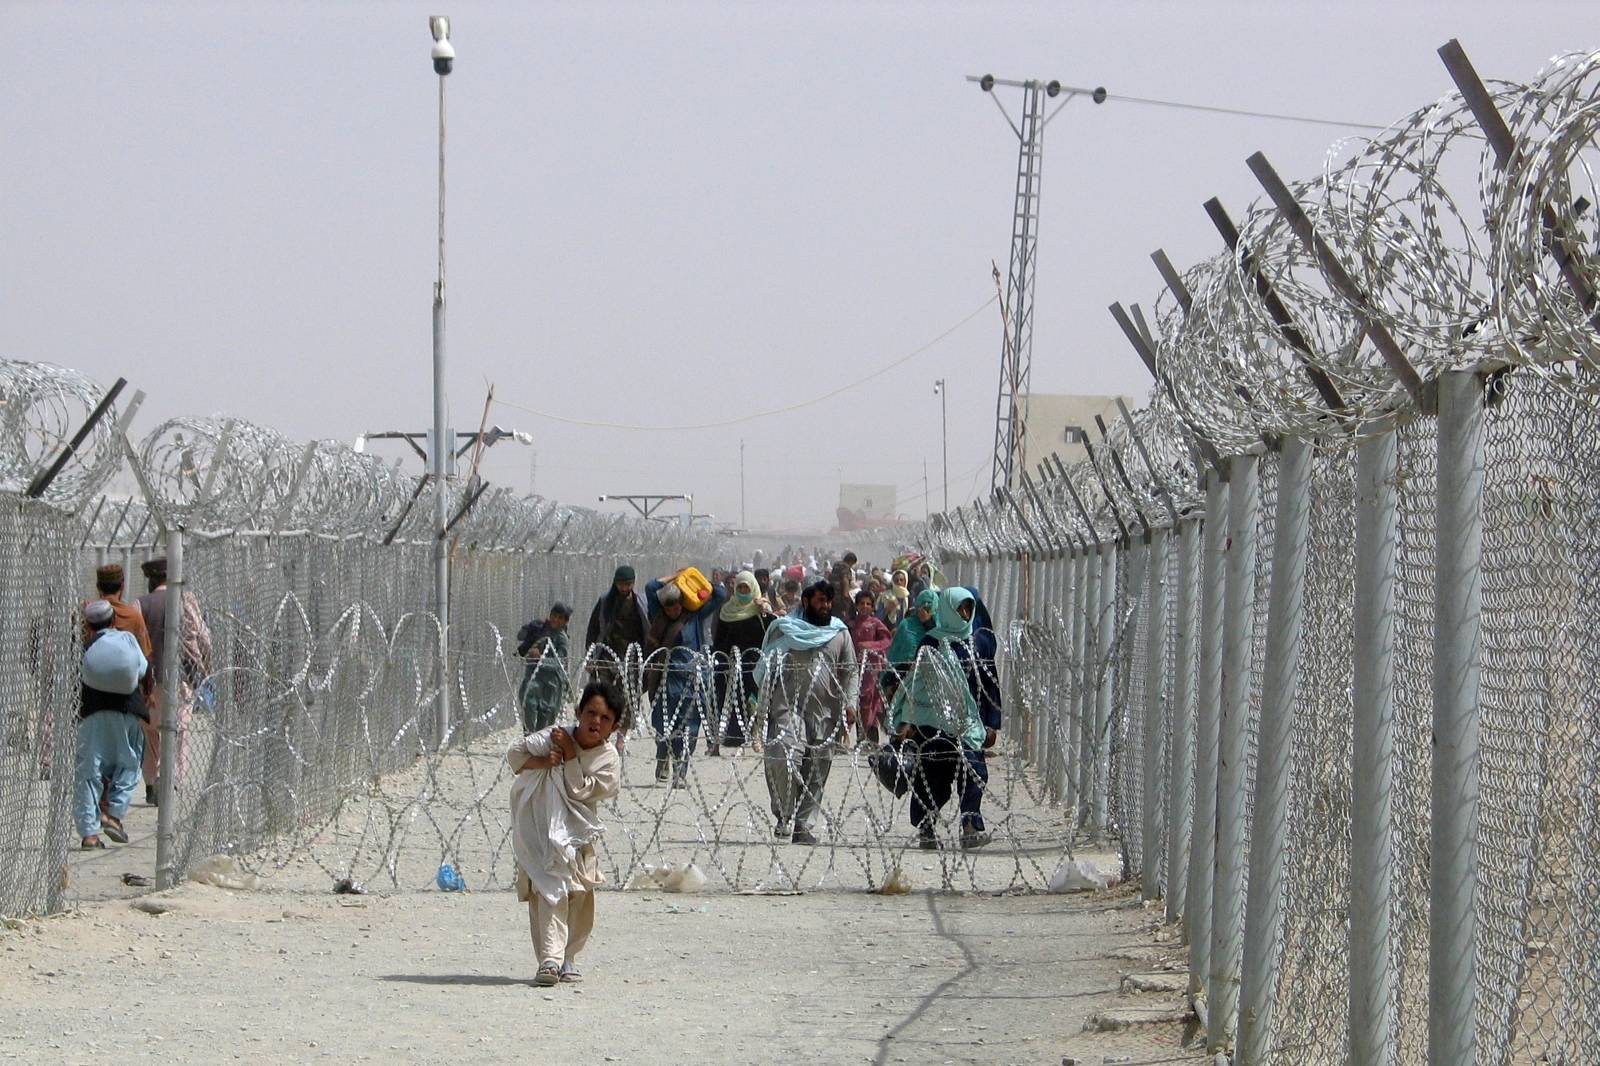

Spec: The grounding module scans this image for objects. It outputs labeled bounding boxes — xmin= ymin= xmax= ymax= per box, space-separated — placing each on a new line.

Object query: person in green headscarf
xmin=880 ymin=587 xmax=938 ymax=702
xmin=889 ymin=586 xmax=987 ymax=850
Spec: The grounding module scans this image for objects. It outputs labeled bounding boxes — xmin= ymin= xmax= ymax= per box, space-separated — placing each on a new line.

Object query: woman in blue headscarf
xmin=890 ymin=587 xmax=989 ymax=850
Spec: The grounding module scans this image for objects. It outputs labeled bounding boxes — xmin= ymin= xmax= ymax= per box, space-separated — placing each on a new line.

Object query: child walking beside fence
xmin=507 ymin=681 xmax=625 ymax=987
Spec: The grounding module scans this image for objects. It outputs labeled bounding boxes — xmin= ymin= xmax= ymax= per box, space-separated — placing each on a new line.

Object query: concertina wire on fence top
xmin=913 ymin=46 xmax=1600 ymax=1066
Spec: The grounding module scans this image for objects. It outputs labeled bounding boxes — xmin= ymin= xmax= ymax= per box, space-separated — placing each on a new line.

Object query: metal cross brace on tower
xmin=968 ymin=73 xmax=1106 ymax=491
xmin=598 ymin=493 xmax=692 ymax=521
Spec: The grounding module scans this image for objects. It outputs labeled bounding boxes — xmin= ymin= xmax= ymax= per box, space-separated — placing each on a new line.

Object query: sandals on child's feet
xmin=558 ymin=961 xmax=582 ymax=983
xmin=101 ymin=815 xmax=128 ymax=844
xmin=534 ymin=962 xmax=560 ymax=987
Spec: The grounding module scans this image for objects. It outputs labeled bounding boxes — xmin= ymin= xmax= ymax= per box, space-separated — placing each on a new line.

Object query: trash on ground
xmin=622 ymin=862 xmax=707 ymax=893
xmin=190 ymin=855 xmax=262 ymax=891
xmin=878 ymin=866 xmax=913 ymax=895
xmin=1047 ymin=859 xmax=1114 ymax=893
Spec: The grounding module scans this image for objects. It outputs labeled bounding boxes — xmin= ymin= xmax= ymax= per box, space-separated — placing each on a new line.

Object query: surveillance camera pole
xmin=430 ymin=16 xmax=452 ymax=752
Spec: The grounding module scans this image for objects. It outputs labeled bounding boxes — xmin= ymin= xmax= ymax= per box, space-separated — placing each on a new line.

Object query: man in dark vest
xmin=583 ymin=565 xmax=650 ymax=717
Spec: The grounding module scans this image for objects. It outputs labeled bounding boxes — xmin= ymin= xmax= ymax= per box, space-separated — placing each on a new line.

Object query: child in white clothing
xmin=508 ymin=680 xmax=625 ymax=986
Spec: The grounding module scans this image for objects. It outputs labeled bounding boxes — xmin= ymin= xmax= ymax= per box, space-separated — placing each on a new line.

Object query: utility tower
xmin=969 ymin=74 xmax=1105 ymax=491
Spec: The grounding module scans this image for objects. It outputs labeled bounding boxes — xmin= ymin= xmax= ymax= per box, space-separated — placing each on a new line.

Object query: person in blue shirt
xmin=75 ymin=599 xmax=149 ymax=849
xmin=643 ymin=576 xmax=727 ymax=786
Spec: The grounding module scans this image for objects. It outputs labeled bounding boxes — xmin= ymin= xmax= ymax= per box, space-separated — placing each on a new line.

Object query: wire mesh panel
xmin=1266 ymin=443 xmax=1357 ymax=1066
xmin=1391 ymin=411 xmax=1438 ymax=1066
xmin=1474 ymin=371 xmax=1598 ymax=1063
xmin=0 ymin=498 xmax=83 ymax=919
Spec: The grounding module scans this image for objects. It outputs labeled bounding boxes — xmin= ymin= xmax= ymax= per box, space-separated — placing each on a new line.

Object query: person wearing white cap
xmin=75 ymin=599 xmax=149 ymax=849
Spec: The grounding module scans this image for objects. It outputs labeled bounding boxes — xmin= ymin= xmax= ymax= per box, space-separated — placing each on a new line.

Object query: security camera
xmin=429 ymin=16 xmax=454 ymax=75
xmin=979 ymin=74 xmax=995 ymax=92
xmin=1092 ymin=86 xmax=1107 ymax=104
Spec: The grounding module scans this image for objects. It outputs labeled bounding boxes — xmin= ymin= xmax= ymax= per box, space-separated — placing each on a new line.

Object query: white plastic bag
xmin=622 ymin=861 xmax=707 ymax=893
xmin=1047 ymin=858 xmax=1111 ymax=893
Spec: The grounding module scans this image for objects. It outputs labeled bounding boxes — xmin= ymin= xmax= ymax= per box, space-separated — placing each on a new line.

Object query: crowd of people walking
xmin=514 ymin=549 xmax=1001 ymax=850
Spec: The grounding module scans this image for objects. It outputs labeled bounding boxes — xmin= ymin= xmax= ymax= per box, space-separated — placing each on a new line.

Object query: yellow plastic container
xmin=673 ymin=566 xmax=714 ymax=611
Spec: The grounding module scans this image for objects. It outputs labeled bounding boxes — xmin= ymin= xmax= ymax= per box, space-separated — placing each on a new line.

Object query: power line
xmin=1053 ymin=81 xmax=1389 ymax=132
xmin=495 ymin=294 xmax=997 ymax=433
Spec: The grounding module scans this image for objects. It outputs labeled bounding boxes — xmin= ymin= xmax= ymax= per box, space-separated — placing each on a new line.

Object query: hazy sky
xmin=3 ymin=1 xmax=1573 ymax=530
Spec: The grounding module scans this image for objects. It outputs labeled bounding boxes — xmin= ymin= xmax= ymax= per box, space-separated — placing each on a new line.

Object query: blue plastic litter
xmin=436 ymin=862 xmax=465 ymax=892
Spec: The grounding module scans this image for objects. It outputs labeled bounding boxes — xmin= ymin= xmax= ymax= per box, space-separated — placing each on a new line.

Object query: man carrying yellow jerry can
xmin=642 ymin=568 xmax=726 ymax=786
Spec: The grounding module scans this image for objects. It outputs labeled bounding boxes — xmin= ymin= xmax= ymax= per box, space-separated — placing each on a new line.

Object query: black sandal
xmin=80 ymin=836 xmax=106 ymax=850
xmin=101 ymin=816 xmax=129 ymax=844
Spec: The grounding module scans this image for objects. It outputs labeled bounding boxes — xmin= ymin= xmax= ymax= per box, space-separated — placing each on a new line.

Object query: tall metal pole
xmin=429 ymin=17 xmax=454 ymax=752
xmin=1210 ymin=451 xmax=1259 ymax=1052
xmin=1430 ymin=370 xmax=1485 ymax=1066
xmin=153 ymin=527 xmax=184 ymax=889
xmin=739 ymin=438 xmax=746 ymax=528
xmin=935 ymin=379 xmax=949 ymax=512
xmin=1350 ymin=428 xmax=1398 ymax=1066
xmin=1237 ymin=438 xmax=1313 ymax=1065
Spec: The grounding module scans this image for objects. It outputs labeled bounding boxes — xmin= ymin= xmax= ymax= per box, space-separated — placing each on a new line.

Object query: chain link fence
xmin=913 ymin=43 xmax=1600 ymax=1066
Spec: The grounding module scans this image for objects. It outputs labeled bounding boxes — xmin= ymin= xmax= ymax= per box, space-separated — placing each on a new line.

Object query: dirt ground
xmin=4 ymin=878 xmax=1207 ymax=1066
xmin=9 ymin=731 xmax=1209 ymax=1065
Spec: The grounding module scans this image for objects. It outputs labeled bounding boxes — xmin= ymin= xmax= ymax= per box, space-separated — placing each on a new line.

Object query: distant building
xmin=1011 ymin=393 xmax=1137 ymax=487
xmin=835 ymin=483 xmax=901 ymax=532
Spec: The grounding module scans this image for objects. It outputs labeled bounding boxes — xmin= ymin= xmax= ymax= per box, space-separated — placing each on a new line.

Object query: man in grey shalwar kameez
xmin=755 ymin=580 xmax=857 ymax=845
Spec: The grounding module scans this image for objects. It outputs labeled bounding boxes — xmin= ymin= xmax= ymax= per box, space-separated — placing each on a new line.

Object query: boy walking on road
xmin=507 ymin=682 xmax=625 ymax=987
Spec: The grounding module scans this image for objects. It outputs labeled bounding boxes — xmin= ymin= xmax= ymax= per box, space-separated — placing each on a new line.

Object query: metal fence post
xmin=1188 ymin=473 xmax=1227 ymax=993
xmin=1092 ymin=542 xmax=1119 ymax=843
xmin=1430 ymin=370 xmax=1485 ymax=1066
xmin=1166 ymin=516 xmax=1198 ymax=924
xmin=1051 ymin=553 xmax=1073 ymax=799
xmin=1210 ymin=452 xmax=1259 ymax=1051
xmin=1142 ymin=527 xmax=1169 ymax=900
xmin=1237 ymin=437 xmax=1313 ymax=1064
xmin=153 ymin=526 xmax=185 ymax=889
xmin=1350 ymin=428 xmax=1398 ymax=1066
xmin=1064 ymin=549 xmax=1086 ymax=808
xmin=1078 ymin=547 xmax=1102 ymax=831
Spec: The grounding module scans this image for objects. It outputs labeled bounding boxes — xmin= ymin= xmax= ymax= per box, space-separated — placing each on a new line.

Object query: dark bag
xmin=870 ymin=738 xmax=918 ymax=798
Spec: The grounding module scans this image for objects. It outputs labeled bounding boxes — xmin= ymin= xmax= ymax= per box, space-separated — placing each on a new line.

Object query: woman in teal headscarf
xmin=881 ymin=587 xmax=939 ymax=699
xmin=889 ymin=586 xmax=986 ymax=849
